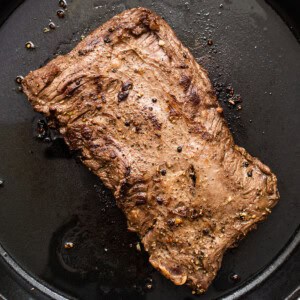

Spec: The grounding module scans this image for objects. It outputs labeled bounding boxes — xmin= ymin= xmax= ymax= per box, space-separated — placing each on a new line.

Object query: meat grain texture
xmin=22 ymin=8 xmax=279 ymax=293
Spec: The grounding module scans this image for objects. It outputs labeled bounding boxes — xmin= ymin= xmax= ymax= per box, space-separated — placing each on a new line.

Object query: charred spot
xmin=168 ymin=104 xmax=180 ymax=119
xmin=238 ymin=213 xmax=246 ymax=220
xmin=189 ymin=165 xmax=197 ymax=187
xmin=199 ymin=251 xmax=205 ymax=259
xmin=169 ymin=94 xmax=178 ymax=102
xmin=130 ymin=14 xmax=151 ymax=36
xmin=201 ymin=132 xmax=212 ymax=141
xmin=135 ymin=125 xmax=142 ymax=133
xmin=188 ymin=89 xmax=201 ymax=106
xmin=149 ymin=114 xmax=162 ymax=130
xmin=169 ymin=266 xmax=184 ymax=276
xmin=131 ymin=25 xmax=148 ymax=36
xmin=179 ymin=75 xmax=192 ymax=92
xmin=205 ymin=209 xmax=213 ymax=218
xmin=122 ymin=81 xmax=133 ymax=91
xmin=65 ymin=130 xmax=82 ymax=150
xmin=89 ymin=93 xmax=97 ymax=101
xmin=87 ymin=36 xmax=103 ymax=48
xmin=131 ymin=13 xmax=150 ymax=36
xmin=103 ymin=35 xmax=111 ymax=43
xmin=94 ymin=78 xmax=102 ymax=93
xmin=207 ymin=90 xmax=217 ymax=102
xmin=63 ymin=81 xmax=82 ymax=98
xmin=118 ymin=90 xmax=129 ymax=102
xmin=189 ymin=208 xmax=203 ymax=220
xmin=179 ymin=63 xmax=189 ymax=69
xmin=130 ymin=12 xmax=159 ymax=36
xmin=125 ymin=166 xmax=131 ymax=177
xmin=135 ymin=198 xmax=147 ymax=205
xmin=139 ymin=13 xmax=150 ymax=26
xmin=109 ymin=151 xmax=117 ymax=159
xmin=119 ymin=181 xmax=132 ymax=200
xmin=156 ymin=197 xmax=164 ymax=205
xmin=61 ymin=76 xmax=81 ymax=95
xmin=81 ymin=126 xmax=92 ymax=140
xmin=188 ymin=125 xmax=204 ymax=134
xmin=167 ymin=219 xmax=175 ymax=227
xmin=49 ymin=106 xmax=57 ymax=115
xmin=78 ymin=49 xmax=89 ymax=56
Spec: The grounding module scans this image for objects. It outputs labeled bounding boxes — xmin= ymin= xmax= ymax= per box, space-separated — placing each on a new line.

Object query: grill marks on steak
xmin=22 ymin=8 xmax=279 ymax=293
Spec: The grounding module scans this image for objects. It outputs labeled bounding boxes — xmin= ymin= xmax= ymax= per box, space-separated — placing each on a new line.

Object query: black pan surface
xmin=0 ymin=0 xmax=299 ymax=299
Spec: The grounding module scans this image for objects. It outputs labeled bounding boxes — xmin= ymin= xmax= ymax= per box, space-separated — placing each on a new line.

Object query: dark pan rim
xmin=0 ymin=226 xmax=299 ymax=300
xmin=0 ymin=0 xmax=299 ymax=299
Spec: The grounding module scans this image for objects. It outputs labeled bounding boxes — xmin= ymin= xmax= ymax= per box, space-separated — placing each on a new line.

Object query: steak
xmin=22 ymin=7 xmax=279 ymax=293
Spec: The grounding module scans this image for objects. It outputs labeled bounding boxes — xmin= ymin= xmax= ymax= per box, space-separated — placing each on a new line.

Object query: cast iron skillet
xmin=0 ymin=0 xmax=299 ymax=299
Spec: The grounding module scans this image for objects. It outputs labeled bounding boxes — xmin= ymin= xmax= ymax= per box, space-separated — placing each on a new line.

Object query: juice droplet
xmin=49 ymin=22 xmax=56 ymax=29
xmin=25 ymin=41 xmax=35 ymax=49
xmin=15 ymin=75 xmax=24 ymax=84
xmin=64 ymin=241 xmax=74 ymax=249
xmin=57 ymin=9 xmax=65 ymax=18
xmin=59 ymin=0 xmax=67 ymax=9
xmin=230 ymin=273 xmax=241 ymax=283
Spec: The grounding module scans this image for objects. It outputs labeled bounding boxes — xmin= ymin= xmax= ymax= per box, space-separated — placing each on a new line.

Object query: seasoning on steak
xmin=22 ymin=7 xmax=279 ymax=293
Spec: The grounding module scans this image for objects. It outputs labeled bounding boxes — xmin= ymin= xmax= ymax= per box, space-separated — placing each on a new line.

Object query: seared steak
xmin=22 ymin=7 xmax=279 ymax=293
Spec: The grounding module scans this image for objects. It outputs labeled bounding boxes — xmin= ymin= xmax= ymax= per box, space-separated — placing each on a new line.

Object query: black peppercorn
xmin=167 ymin=219 xmax=175 ymax=226
xmin=202 ymin=228 xmax=210 ymax=235
xmin=104 ymin=36 xmax=111 ymax=43
xmin=156 ymin=197 xmax=164 ymax=205
xmin=160 ymin=169 xmax=166 ymax=176
xmin=177 ymin=146 xmax=182 ymax=153
xmin=242 ymin=161 xmax=249 ymax=168
xmin=122 ymin=81 xmax=133 ymax=91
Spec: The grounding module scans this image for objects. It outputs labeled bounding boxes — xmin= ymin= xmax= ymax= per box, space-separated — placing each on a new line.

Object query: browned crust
xmin=22 ymin=7 xmax=279 ymax=294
